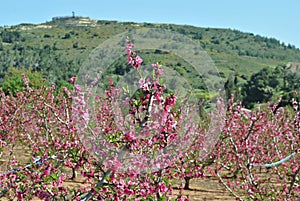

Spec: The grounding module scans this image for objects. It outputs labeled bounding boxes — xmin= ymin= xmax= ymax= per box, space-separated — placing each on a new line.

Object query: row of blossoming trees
xmin=0 ymin=39 xmax=299 ymax=200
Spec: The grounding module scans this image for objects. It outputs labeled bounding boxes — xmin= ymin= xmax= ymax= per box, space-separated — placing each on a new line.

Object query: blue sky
xmin=1 ymin=0 xmax=300 ymax=48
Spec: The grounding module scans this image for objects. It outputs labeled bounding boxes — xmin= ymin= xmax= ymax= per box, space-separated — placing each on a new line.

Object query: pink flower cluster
xmin=70 ymin=76 xmax=76 ymax=84
xmin=126 ymin=39 xmax=143 ymax=69
xmin=1 ymin=39 xmax=300 ymax=201
xmin=152 ymin=62 xmax=163 ymax=76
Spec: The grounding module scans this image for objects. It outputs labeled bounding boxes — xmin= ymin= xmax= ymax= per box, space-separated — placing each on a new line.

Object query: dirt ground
xmin=63 ymin=174 xmax=236 ymax=200
xmin=172 ymin=179 xmax=235 ymax=200
xmin=1 ymin=168 xmax=236 ymax=200
xmin=64 ymin=177 xmax=235 ymax=200
xmin=1 ymin=145 xmax=236 ymax=200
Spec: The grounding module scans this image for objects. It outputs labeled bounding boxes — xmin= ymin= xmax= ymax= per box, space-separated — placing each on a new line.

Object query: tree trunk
xmin=184 ymin=177 xmax=191 ymax=190
xmin=71 ymin=168 xmax=76 ymax=180
xmin=156 ymin=192 xmax=162 ymax=201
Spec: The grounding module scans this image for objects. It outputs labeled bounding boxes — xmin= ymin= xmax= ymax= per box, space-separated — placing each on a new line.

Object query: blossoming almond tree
xmin=210 ymin=97 xmax=300 ymax=200
xmin=76 ymin=38 xmax=206 ymax=201
xmin=1 ymin=37 xmax=299 ymax=201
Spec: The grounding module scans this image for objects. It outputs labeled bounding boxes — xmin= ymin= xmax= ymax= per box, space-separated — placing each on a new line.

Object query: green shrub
xmin=1 ymin=67 xmax=47 ymax=94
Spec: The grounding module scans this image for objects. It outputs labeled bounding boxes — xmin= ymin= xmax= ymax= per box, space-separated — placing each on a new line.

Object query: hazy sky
xmin=1 ymin=0 xmax=299 ymax=48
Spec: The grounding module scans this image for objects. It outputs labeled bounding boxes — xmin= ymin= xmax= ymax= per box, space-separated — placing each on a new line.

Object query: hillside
xmin=0 ymin=16 xmax=300 ymax=107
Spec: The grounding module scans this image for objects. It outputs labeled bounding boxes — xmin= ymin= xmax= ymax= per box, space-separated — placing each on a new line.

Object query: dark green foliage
xmin=1 ymin=67 xmax=47 ymax=94
xmin=72 ymin=42 xmax=78 ymax=49
xmin=0 ymin=17 xmax=300 ymax=107
xmin=0 ymin=39 xmax=3 ymax=51
xmin=242 ymin=68 xmax=280 ymax=108
xmin=62 ymin=33 xmax=71 ymax=39
xmin=224 ymin=72 xmax=241 ymax=100
xmin=0 ymin=29 xmax=25 ymax=43
xmin=43 ymin=34 xmax=51 ymax=38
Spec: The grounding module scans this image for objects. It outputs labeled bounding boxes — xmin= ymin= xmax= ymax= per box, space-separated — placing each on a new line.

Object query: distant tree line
xmin=225 ymin=63 xmax=300 ymax=108
xmin=1 ymin=21 xmax=300 ymax=108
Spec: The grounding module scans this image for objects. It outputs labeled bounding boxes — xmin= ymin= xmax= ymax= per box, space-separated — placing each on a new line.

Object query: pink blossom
xmin=126 ymin=48 xmax=133 ymax=56
xmin=165 ymin=95 xmax=177 ymax=107
xmin=152 ymin=62 xmax=159 ymax=68
xmin=292 ymin=165 xmax=298 ymax=173
xmin=152 ymin=62 xmax=163 ymax=75
xmin=134 ymin=55 xmax=143 ymax=68
xmin=158 ymin=182 xmax=168 ymax=194
xmin=70 ymin=76 xmax=76 ymax=84
xmin=124 ymin=188 xmax=134 ymax=195
xmin=125 ymin=131 xmax=137 ymax=141
xmin=127 ymin=56 xmax=135 ymax=66
xmin=139 ymin=78 xmax=145 ymax=88
xmin=126 ymin=39 xmax=134 ymax=49
xmin=156 ymin=69 xmax=163 ymax=75
xmin=2 ymin=37 xmax=299 ymax=201
xmin=126 ymin=39 xmax=143 ymax=68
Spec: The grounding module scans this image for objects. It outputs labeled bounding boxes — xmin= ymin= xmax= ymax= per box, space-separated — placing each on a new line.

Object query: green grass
xmin=0 ymin=17 xmax=299 ymax=90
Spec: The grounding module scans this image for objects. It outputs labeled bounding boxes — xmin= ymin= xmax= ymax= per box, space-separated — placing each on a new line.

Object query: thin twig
xmin=44 ymin=102 xmax=69 ymax=126
xmin=80 ymin=144 xmax=128 ymax=201
xmin=288 ymin=164 xmax=300 ymax=198
xmin=216 ymin=172 xmax=244 ymax=201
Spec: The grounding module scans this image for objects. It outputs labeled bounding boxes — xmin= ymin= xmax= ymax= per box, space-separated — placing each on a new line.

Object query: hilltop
xmin=0 ymin=16 xmax=300 ymax=107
